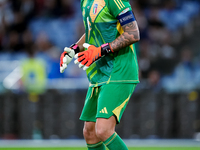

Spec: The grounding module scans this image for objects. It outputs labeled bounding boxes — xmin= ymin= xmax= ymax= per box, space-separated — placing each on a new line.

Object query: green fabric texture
xmin=87 ymin=142 xmax=106 ymax=150
xmin=80 ymin=83 xmax=137 ymax=123
xmin=104 ymin=133 xmax=128 ymax=150
xmin=81 ymin=0 xmax=139 ymax=87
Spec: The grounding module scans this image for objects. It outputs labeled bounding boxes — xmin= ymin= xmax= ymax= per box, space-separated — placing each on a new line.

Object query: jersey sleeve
xmin=107 ymin=0 xmax=132 ymax=18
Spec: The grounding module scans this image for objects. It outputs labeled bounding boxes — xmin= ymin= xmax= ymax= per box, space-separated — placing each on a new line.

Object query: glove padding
xmin=60 ymin=47 xmax=75 ymax=73
xmin=74 ymin=43 xmax=101 ymax=70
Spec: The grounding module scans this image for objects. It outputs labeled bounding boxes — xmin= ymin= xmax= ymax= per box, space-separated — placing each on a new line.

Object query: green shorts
xmin=80 ymin=83 xmax=137 ymax=123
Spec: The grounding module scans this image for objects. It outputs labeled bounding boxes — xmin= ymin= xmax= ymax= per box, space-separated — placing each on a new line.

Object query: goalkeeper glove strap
xmin=101 ymin=43 xmax=114 ymax=56
xmin=70 ymin=44 xmax=80 ymax=54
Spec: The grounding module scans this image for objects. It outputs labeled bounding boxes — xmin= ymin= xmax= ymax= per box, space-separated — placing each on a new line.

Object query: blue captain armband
xmin=117 ymin=11 xmax=136 ymax=26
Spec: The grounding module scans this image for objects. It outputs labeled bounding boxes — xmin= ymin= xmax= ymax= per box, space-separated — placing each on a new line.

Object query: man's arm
xmin=110 ymin=20 xmax=140 ymax=52
xmin=76 ymin=15 xmax=140 ymax=53
xmin=76 ymin=33 xmax=86 ymax=52
xmin=74 ymin=11 xmax=140 ymax=70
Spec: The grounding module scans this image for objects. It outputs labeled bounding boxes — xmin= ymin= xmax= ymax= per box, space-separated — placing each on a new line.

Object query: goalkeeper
xmin=60 ymin=0 xmax=140 ymax=149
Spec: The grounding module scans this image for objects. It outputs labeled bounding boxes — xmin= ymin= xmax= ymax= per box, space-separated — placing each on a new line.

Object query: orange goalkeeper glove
xmin=60 ymin=44 xmax=80 ymax=73
xmin=74 ymin=43 xmax=113 ymax=70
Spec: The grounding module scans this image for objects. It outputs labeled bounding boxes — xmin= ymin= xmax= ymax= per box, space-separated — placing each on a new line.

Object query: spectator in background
xmin=35 ymin=31 xmax=62 ymax=79
xmin=60 ymin=0 xmax=75 ymax=18
xmin=0 ymin=0 xmax=14 ymax=51
xmin=5 ymin=30 xmax=23 ymax=51
xmin=0 ymin=0 xmax=199 ymax=90
xmin=42 ymin=0 xmax=60 ymax=18
xmin=148 ymin=70 xmax=162 ymax=93
xmin=20 ymin=0 xmax=35 ymax=21
xmin=173 ymin=47 xmax=196 ymax=91
xmin=138 ymin=39 xmax=151 ymax=78
xmin=21 ymin=44 xmax=47 ymax=94
xmin=22 ymin=29 xmax=33 ymax=50
xmin=162 ymin=46 xmax=197 ymax=92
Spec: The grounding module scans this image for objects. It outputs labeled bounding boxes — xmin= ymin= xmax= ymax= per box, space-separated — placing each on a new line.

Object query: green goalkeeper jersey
xmin=81 ymin=0 xmax=139 ymax=87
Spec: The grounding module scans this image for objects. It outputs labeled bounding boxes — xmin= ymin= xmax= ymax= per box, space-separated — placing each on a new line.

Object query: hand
xmin=60 ymin=47 xmax=75 ymax=73
xmin=74 ymin=43 xmax=102 ymax=70
xmin=74 ymin=43 xmax=113 ymax=70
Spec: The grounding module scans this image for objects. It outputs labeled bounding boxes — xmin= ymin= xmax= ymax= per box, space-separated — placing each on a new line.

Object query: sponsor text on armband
xmin=117 ymin=10 xmax=136 ymax=26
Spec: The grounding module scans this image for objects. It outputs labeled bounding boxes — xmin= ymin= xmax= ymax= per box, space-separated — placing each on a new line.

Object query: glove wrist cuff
xmin=101 ymin=43 xmax=113 ymax=56
xmin=70 ymin=44 xmax=80 ymax=54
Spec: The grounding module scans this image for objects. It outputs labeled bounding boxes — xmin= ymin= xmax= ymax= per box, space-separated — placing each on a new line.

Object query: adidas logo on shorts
xmin=99 ymin=107 xmax=108 ymax=114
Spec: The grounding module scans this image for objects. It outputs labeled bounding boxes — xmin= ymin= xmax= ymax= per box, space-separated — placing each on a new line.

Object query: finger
xmin=64 ymin=47 xmax=72 ymax=53
xmin=83 ymin=43 xmax=90 ymax=49
xmin=63 ymin=57 xmax=67 ymax=63
xmin=83 ymin=61 xmax=92 ymax=70
xmin=80 ymin=59 xmax=87 ymax=65
xmin=74 ymin=55 xmax=85 ymax=64
xmin=74 ymin=59 xmax=79 ymax=64
xmin=86 ymin=60 xmax=92 ymax=67
xmin=74 ymin=52 xmax=84 ymax=59
xmin=60 ymin=68 xmax=64 ymax=73
xmin=74 ymin=53 xmax=78 ymax=59
xmin=60 ymin=67 xmax=64 ymax=73
xmin=60 ymin=64 xmax=67 ymax=73
xmin=78 ymin=55 xmax=85 ymax=62
xmin=79 ymin=63 xmax=84 ymax=68
xmin=83 ymin=66 xmax=89 ymax=70
xmin=79 ymin=59 xmax=88 ymax=68
xmin=63 ymin=64 xmax=67 ymax=69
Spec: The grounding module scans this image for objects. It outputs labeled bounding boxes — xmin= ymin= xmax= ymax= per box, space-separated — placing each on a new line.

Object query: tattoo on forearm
xmin=110 ymin=21 xmax=140 ymax=52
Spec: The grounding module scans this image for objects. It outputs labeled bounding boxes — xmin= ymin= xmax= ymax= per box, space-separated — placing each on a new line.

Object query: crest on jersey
xmin=93 ymin=4 xmax=98 ymax=14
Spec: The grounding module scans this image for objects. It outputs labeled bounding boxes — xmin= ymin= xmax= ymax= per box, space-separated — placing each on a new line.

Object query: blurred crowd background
xmin=0 ymin=0 xmax=200 ymax=140
xmin=0 ymin=0 xmax=200 ymax=93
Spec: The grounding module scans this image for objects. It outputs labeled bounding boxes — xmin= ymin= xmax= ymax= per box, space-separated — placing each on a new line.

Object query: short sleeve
xmin=107 ymin=0 xmax=132 ymax=18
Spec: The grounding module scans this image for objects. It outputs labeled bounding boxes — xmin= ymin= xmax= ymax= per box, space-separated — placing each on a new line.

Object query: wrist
xmin=70 ymin=44 xmax=80 ymax=54
xmin=101 ymin=43 xmax=114 ymax=56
